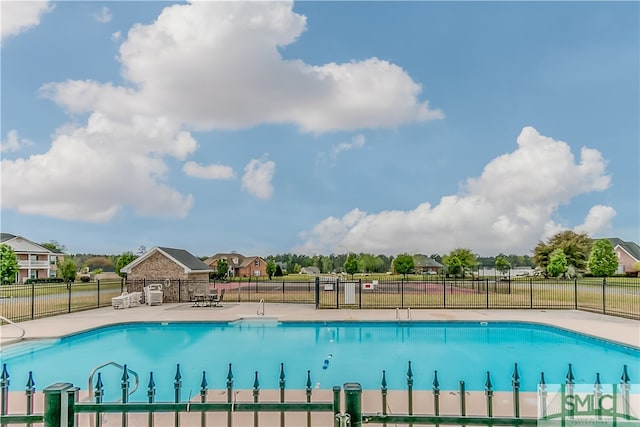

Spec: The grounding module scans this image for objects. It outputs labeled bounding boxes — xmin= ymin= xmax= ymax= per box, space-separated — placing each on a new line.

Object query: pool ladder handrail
xmin=257 ymin=299 xmax=265 ymax=316
xmin=87 ymin=361 xmax=139 ymax=402
xmin=0 ymin=315 xmax=26 ymax=346
xmin=395 ymin=307 xmax=412 ymax=322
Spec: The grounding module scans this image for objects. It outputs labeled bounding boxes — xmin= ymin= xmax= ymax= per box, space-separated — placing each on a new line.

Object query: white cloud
xmin=42 ymin=1 xmax=441 ymax=133
xmin=4 ymin=1 xmax=440 ymax=222
xmin=0 ymin=113 xmax=196 ymax=222
xmin=332 ymin=134 xmax=366 ymax=158
xmin=93 ymin=6 xmax=112 ymax=23
xmin=574 ymin=205 xmax=616 ymax=236
xmin=296 ymin=127 xmax=615 ymax=255
xmin=1 ymin=0 xmax=53 ymax=42
xmin=242 ymin=157 xmax=275 ymax=199
xmin=111 ymin=31 xmax=121 ymax=43
xmin=183 ymin=161 xmax=234 ymax=180
xmin=1 ymin=130 xmax=33 ymax=153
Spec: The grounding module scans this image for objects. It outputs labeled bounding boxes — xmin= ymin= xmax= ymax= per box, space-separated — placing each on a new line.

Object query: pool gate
xmin=1 ymin=362 xmax=636 ymax=426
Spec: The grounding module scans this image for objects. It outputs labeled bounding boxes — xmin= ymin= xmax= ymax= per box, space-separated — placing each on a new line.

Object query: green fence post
xmin=332 ymin=386 xmax=341 ymax=427
xmin=200 ymin=371 xmax=207 ymax=427
xmin=95 ymin=373 xmax=104 ymax=427
xmin=252 ymin=371 xmax=260 ymax=427
xmin=344 ymin=382 xmax=362 ymax=427
xmin=174 ymin=364 xmax=182 ymax=427
xmin=305 ymin=371 xmax=312 ymax=427
xmin=406 ymin=361 xmax=414 ymax=417
xmin=226 ymin=364 xmax=233 ymax=427
xmin=147 ymin=372 xmax=155 ymax=427
xmin=512 ymin=363 xmax=520 ymax=418
xmin=432 ymin=370 xmax=440 ymax=417
xmin=26 ymin=371 xmax=35 ymax=427
xmin=279 ymin=363 xmax=285 ymax=427
xmin=1 ymin=364 xmax=9 ymax=417
xmin=43 ymin=382 xmax=73 ymax=427
xmin=539 ymin=372 xmax=547 ymax=419
xmin=381 ymin=370 xmax=388 ymax=427
xmin=484 ymin=371 xmax=493 ymax=418
xmin=121 ymin=365 xmax=129 ymax=427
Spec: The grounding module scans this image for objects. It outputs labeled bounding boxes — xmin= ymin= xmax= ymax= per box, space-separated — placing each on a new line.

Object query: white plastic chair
xmin=144 ymin=284 xmax=163 ymax=306
xmin=111 ymin=292 xmax=130 ymax=309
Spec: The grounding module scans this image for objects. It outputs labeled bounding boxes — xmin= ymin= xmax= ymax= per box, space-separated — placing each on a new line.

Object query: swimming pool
xmin=2 ymin=321 xmax=638 ymax=401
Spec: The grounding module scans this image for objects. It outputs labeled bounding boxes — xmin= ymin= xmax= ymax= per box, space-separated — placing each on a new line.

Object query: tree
xmin=534 ymin=231 xmax=591 ymax=272
xmin=274 ymin=264 xmax=284 ymax=277
xmin=588 ymin=240 xmax=618 ymax=277
xmin=40 ymin=240 xmax=66 ymax=253
xmin=266 ymin=259 xmax=276 ymax=280
xmin=443 ymin=248 xmax=477 ymax=278
xmin=0 ymin=244 xmax=19 ymax=284
xmin=495 ymin=256 xmax=511 ymax=277
xmin=217 ymin=259 xmax=229 ymax=280
xmin=343 ymin=253 xmax=359 ymax=278
xmin=547 ymin=249 xmax=568 ymax=278
xmin=115 ymin=252 xmax=137 ymax=278
xmin=393 ymin=254 xmax=414 ymax=278
xmin=58 ymin=258 xmax=77 ymax=283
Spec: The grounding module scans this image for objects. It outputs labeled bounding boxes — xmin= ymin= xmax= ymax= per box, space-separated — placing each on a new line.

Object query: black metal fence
xmin=314 ymin=276 xmax=640 ymax=320
xmin=1 ymin=362 xmax=635 ymax=426
xmin=0 ymin=279 xmax=124 ymax=323
xmin=2 ymin=277 xmax=638 ymax=323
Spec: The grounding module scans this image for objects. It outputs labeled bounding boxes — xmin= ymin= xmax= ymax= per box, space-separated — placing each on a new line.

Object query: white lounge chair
xmin=128 ymin=291 xmax=143 ymax=307
xmin=144 ymin=284 xmax=163 ymax=306
xmin=112 ymin=292 xmax=130 ymax=309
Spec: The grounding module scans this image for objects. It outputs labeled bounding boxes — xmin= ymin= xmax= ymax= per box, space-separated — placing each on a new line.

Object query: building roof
xmin=121 ymin=246 xmax=213 ymax=273
xmin=413 ymin=254 xmax=444 ymax=268
xmin=604 ymin=238 xmax=640 ymax=262
xmin=300 ymin=266 xmax=320 ymax=274
xmin=206 ymin=253 xmax=246 ymax=267
xmin=0 ymin=233 xmax=64 ymax=254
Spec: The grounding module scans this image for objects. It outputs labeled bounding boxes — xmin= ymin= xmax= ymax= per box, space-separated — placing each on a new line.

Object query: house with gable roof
xmin=120 ymin=246 xmax=213 ymax=301
xmin=412 ymin=254 xmax=444 ymax=274
xmin=205 ymin=253 xmax=267 ymax=277
xmin=0 ymin=233 xmax=65 ymax=283
xmin=604 ymin=238 xmax=640 ymax=275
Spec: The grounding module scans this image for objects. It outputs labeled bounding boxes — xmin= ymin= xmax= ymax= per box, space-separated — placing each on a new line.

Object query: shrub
xmin=80 ymin=276 xmax=91 ymax=282
xmin=24 ymin=277 xmax=65 ymax=284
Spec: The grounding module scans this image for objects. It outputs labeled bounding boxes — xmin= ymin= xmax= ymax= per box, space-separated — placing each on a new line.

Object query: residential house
xmin=0 ymin=233 xmax=64 ymax=283
xmin=412 ymin=254 xmax=444 ymax=274
xmin=300 ymin=266 xmax=321 ymax=275
xmin=120 ymin=246 xmax=213 ymax=302
xmin=205 ymin=253 xmax=267 ymax=277
xmin=604 ymin=238 xmax=640 ymax=275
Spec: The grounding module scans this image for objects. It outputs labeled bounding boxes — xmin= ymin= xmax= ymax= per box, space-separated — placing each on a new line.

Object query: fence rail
xmin=1 ymin=362 xmax=636 ymax=427
xmin=0 ymin=280 xmax=124 ymax=323
xmin=1 ymin=277 xmax=638 ymax=323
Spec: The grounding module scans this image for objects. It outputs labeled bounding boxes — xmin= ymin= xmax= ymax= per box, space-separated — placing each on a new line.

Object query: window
xmin=49 ymin=271 xmax=57 ymax=278
xmin=50 ymin=255 xmax=57 ymax=265
xmin=254 ymin=260 xmax=260 ymax=266
xmin=30 ymin=271 xmax=37 ymax=279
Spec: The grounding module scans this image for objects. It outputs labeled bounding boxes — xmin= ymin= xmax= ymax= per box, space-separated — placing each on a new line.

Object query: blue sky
xmin=1 ymin=1 xmax=638 ymax=258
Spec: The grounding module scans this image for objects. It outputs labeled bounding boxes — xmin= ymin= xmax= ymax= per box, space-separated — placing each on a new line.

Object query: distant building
xmin=300 ymin=266 xmax=321 ymax=275
xmin=205 ymin=253 xmax=267 ymax=277
xmin=0 ymin=233 xmax=65 ymax=283
xmin=412 ymin=254 xmax=444 ymax=274
xmin=603 ymin=238 xmax=640 ymax=275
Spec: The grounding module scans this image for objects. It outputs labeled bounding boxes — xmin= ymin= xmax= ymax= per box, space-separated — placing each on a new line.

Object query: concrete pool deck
xmin=2 ymin=303 xmax=639 ymax=348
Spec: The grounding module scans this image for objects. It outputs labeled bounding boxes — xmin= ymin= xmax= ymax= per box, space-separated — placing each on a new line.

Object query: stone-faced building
xmin=120 ymin=246 xmax=213 ymax=302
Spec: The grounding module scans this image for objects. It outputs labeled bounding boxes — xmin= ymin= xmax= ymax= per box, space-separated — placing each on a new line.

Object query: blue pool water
xmin=2 ymin=321 xmax=638 ymax=401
